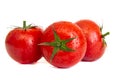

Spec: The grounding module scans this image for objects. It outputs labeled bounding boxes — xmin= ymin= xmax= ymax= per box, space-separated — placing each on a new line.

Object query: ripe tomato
xmin=5 ymin=21 xmax=43 ymax=64
xmin=76 ymin=19 xmax=109 ymax=61
xmin=39 ymin=21 xmax=87 ymax=68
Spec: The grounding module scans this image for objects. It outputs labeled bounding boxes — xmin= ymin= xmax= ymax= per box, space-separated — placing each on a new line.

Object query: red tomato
xmin=76 ymin=19 xmax=109 ymax=61
xmin=39 ymin=21 xmax=87 ymax=68
xmin=5 ymin=21 xmax=43 ymax=64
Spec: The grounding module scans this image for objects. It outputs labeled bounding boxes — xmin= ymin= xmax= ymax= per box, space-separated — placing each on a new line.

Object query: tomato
xmin=39 ymin=21 xmax=87 ymax=68
xmin=5 ymin=21 xmax=43 ymax=64
xmin=76 ymin=19 xmax=109 ymax=61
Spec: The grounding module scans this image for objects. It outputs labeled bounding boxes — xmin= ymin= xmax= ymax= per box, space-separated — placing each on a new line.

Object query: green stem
xmin=102 ymin=32 xmax=110 ymax=38
xmin=23 ymin=21 xmax=26 ymax=30
xmin=39 ymin=29 xmax=76 ymax=62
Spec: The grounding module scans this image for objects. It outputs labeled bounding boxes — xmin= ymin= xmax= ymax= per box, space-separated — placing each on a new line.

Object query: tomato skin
xmin=40 ymin=21 xmax=87 ymax=68
xmin=5 ymin=26 xmax=43 ymax=64
xmin=76 ymin=20 xmax=106 ymax=61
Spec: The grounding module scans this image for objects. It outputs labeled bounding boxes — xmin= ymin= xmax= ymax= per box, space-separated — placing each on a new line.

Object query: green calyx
xmin=100 ymin=25 xmax=110 ymax=45
xmin=23 ymin=21 xmax=32 ymax=30
xmin=40 ymin=29 xmax=76 ymax=62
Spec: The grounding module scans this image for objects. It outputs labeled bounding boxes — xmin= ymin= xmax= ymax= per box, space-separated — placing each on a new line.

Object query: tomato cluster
xmin=5 ymin=20 xmax=109 ymax=68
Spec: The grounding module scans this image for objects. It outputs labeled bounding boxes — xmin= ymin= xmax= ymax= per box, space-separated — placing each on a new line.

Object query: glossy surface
xmin=76 ymin=20 xmax=106 ymax=61
xmin=40 ymin=21 xmax=87 ymax=68
xmin=5 ymin=27 xmax=43 ymax=64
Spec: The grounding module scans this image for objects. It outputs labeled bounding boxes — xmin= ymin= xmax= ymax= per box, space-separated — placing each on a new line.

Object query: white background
xmin=0 ymin=0 xmax=120 ymax=80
